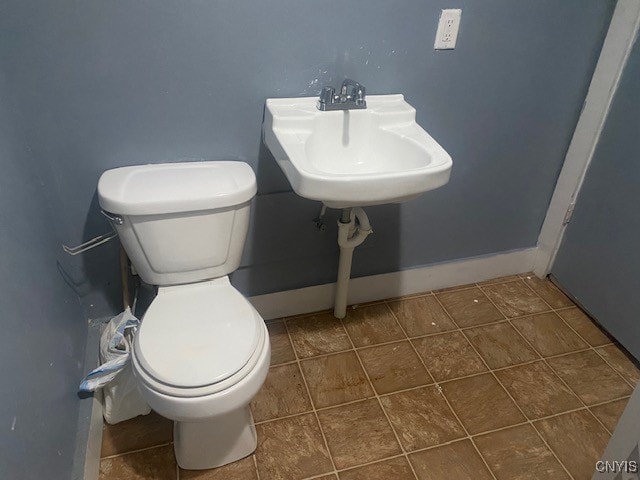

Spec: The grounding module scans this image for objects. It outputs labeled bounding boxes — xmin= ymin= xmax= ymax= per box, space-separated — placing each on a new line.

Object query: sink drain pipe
xmin=334 ymin=207 xmax=373 ymax=318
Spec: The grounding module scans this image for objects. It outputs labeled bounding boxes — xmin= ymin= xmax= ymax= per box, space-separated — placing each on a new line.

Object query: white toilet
xmin=97 ymin=161 xmax=270 ymax=470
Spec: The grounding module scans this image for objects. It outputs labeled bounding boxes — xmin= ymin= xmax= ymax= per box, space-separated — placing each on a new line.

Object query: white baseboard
xmin=72 ymin=323 xmax=104 ymax=480
xmin=249 ymin=247 xmax=538 ymax=320
xmin=82 ymin=391 xmax=103 ymax=480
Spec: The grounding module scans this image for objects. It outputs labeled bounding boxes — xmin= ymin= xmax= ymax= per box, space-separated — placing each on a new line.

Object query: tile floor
xmin=99 ymin=274 xmax=640 ymax=480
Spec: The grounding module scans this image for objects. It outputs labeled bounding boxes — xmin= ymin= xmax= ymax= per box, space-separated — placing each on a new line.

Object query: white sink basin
xmin=263 ymin=94 xmax=452 ymax=208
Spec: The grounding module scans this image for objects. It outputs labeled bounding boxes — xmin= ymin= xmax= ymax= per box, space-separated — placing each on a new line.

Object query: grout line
xmin=275 ymin=285 xmax=630 ymax=477
xmin=275 ymin=332 xmax=610 ymax=395
xmin=101 ymin=275 xmax=633 ymax=479
xmin=540 ymin=345 xmax=599 ymax=360
xmin=474 ymin=276 xmax=523 ymax=287
xmin=349 ymin=298 xmax=389 ymax=308
xmin=551 ymin=310 xmax=635 ymax=390
xmin=473 ymin=282 xmax=581 ymax=479
xmin=519 ymin=274 xmax=574 ymax=308
xmin=426 ymin=293 xmax=508 ymax=479
xmin=475 ymin=279 xmax=554 ymax=319
xmin=338 ymin=305 xmax=422 ymax=480
xmin=282 ymin=309 xmax=333 ymax=322
xmin=266 ymin=279 xmax=630 ymax=477
xmin=312 ymin=413 xmax=622 ymax=480
xmin=254 ymin=389 xmax=634 ymax=437
xmin=592 ymin=345 xmax=638 ymax=390
xmin=479 ymin=280 xmax=592 ymax=355
xmin=586 ymin=395 xmax=632 ymax=436
xmin=300 ymin=452 xmax=410 ymax=479
xmin=552 ymin=311 xmax=617 ymax=348
xmin=585 ymin=393 xmax=632 ymax=410
xmin=253 ymin=454 xmax=261 ymax=480
xmin=447 ymin=318 xmax=513 ymax=331
xmin=329 ymin=452 xmax=407 ymax=477
xmin=269 ymin=359 xmax=299 ymax=367
xmin=432 ymin=283 xmax=479 ymax=294
xmin=289 ymin=276 xmax=627 ymax=477
xmin=280 ymin=290 xmax=614 ymax=361
xmin=268 ymin=319 xmax=298 ymax=362
xmin=301 ymin=473 xmax=340 ymax=480
xmin=385 ymin=300 xmax=498 ymax=480
xmin=198 ymin=277 xmax=624 ymax=477
xmin=470 ymin=277 xmax=619 ymax=360
xmin=254 ymin=397 xmax=364 ymax=426
xmin=253 ymin=381 xmax=634 ymax=429
xmin=552 ymin=305 xmax=578 ymax=312
xmin=513 ymin=279 xmax=634 ymax=434
xmin=100 ymin=442 xmax=174 ymax=460
xmin=433 ymin=287 xmax=576 ymax=478
xmin=483 ymin=397 xmax=627 ymax=430
xmin=282 ymin=320 xmax=340 ymax=479
xmin=460 ymin=310 xmax=544 ymax=325
xmin=385 ymin=291 xmax=437 ymax=302
xmin=274 ymin=276 xmax=617 ymax=476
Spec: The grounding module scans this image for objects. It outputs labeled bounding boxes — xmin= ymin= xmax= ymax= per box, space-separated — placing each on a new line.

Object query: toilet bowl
xmin=97 ymin=161 xmax=270 ymax=469
xmin=131 ymin=277 xmax=270 ymax=469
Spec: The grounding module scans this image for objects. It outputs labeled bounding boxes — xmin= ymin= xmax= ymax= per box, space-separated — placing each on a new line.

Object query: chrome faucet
xmin=317 ymin=79 xmax=367 ymax=111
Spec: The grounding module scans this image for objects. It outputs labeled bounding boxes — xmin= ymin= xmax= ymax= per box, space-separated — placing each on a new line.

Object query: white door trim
xmin=534 ymin=0 xmax=640 ymax=277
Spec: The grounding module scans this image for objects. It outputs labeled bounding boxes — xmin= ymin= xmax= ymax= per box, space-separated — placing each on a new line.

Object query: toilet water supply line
xmin=334 ymin=207 xmax=373 ymax=318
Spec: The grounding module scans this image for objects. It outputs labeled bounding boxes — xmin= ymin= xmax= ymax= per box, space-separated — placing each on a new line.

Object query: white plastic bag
xmin=79 ymin=307 xmax=151 ymax=424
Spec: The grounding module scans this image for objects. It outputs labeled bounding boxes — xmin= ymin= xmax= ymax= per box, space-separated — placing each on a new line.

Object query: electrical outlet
xmin=434 ymin=9 xmax=462 ymax=50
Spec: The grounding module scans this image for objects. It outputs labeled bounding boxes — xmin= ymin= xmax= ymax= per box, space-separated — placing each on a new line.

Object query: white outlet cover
xmin=434 ymin=9 xmax=462 ymax=50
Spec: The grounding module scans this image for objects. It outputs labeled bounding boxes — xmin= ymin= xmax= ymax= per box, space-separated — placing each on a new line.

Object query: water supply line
xmin=334 ymin=207 xmax=373 ymax=318
xmin=120 ymin=247 xmax=131 ymax=310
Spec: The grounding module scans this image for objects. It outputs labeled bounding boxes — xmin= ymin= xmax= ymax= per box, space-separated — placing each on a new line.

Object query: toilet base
xmin=173 ymin=406 xmax=257 ymax=470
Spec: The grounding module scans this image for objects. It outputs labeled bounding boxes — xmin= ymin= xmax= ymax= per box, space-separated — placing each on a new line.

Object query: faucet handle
xmin=354 ymin=84 xmax=366 ymax=105
xmin=319 ymin=86 xmax=335 ymax=105
xmin=340 ymin=79 xmax=366 ymax=104
xmin=316 ymin=81 xmax=366 ymax=110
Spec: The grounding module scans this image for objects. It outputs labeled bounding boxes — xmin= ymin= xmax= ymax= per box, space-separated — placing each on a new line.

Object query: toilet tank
xmin=97 ymin=161 xmax=256 ymax=286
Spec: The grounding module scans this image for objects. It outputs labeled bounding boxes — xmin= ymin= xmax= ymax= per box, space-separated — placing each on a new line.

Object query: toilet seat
xmin=133 ymin=277 xmax=265 ymax=398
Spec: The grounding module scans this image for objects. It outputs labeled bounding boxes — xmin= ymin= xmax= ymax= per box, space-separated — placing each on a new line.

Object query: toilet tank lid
xmin=97 ymin=161 xmax=257 ymax=215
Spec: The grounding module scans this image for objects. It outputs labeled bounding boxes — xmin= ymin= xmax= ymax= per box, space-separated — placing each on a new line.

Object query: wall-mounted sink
xmin=263 ymin=94 xmax=452 ymax=208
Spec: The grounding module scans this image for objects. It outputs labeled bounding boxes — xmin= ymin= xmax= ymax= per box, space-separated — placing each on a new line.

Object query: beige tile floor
xmin=99 ymin=274 xmax=640 ymax=480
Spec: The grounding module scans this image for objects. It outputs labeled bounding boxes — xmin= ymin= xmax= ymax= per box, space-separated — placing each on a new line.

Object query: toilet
xmin=97 ymin=161 xmax=270 ymax=470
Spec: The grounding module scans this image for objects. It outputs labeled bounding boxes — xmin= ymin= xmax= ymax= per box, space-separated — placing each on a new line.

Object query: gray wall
xmin=0 ymin=0 xmax=615 ymax=317
xmin=552 ymin=33 xmax=640 ymax=360
xmin=0 ymin=72 xmax=87 ymax=478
